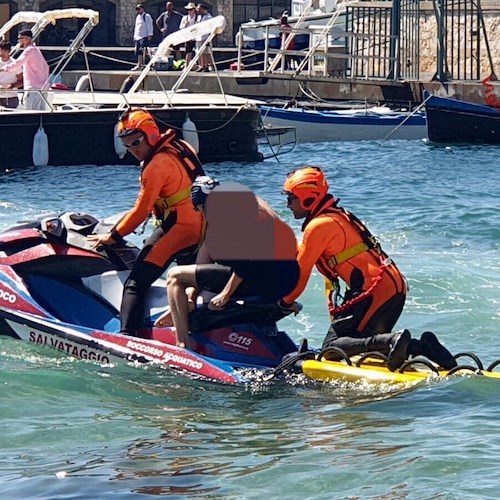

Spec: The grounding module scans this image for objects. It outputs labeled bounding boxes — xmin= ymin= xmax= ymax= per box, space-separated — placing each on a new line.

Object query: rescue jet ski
xmin=1 ymin=212 xmax=498 ymax=386
xmin=0 ymin=212 xmax=299 ymax=384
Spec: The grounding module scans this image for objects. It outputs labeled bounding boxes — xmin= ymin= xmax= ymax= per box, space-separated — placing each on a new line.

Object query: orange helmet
xmin=283 ymin=166 xmax=329 ymax=211
xmin=117 ymin=108 xmax=160 ymax=146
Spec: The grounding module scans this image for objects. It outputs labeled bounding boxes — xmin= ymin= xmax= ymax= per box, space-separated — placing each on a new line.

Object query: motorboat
xmin=0 ymin=13 xmax=263 ymax=167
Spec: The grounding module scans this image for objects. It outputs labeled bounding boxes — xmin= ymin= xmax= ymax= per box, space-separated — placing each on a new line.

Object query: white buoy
xmin=32 ymin=124 xmax=49 ymax=167
xmin=182 ymin=114 xmax=199 ymax=154
xmin=114 ymin=123 xmax=127 ymax=159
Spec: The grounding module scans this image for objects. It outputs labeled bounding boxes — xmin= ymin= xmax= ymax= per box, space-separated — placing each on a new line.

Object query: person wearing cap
xmin=0 ymin=41 xmax=22 ymax=108
xmin=154 ymin=177 xmax=299 ymax=348
xmin=0 ymin=29 xmax=49 ymax=110
xmin=179 ymin=2 xmax=198 ymax=66
xmin=132 ymin=4 xmax=154 ymax=70
xmin=278 ymin=166 xmax=457 ymax=371
xmin=88 ymin=108 xmax=205 ymax=337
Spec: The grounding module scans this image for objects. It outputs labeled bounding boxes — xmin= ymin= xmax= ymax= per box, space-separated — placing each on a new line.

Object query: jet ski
xmin=0 ymin=212 xmax=298 ymax=384
xmin=1 ymin=212 xmax=498 ymax=386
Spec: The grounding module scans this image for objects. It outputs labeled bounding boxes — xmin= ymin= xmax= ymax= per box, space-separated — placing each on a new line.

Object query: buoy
xmin=75 ymin=75 xmax=91 ymax=92
xmin=32 ymin=124 xmax=49 ymax=167
xmin=113 ymin=122 xmax=127 ymax=159
xmin=182 ymin=114 xmax=199 ymax=154
xmin=119 ymin=76 xmax=135 ymax=93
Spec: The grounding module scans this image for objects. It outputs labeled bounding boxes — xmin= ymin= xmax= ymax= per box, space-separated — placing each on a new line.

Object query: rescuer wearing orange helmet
xmin=279 ymin=166 xmax=457 ymax=370
xmin=88 ymin=109 xmax=205 ymax=338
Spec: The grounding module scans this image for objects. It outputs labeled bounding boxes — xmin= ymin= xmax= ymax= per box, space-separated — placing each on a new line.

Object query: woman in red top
xmin=89 ymin=109 xmax=205 ymax=335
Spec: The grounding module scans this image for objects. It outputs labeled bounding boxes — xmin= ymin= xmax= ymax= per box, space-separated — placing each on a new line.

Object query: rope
xmin=154 ymin=103 xmax=248 ymax=134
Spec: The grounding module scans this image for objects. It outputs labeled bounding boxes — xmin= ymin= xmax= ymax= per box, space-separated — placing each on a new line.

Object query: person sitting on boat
xmin=88 ymin=108 xmax=205 ymax=336
xmin=0 ymin=29 xmax=49 ymax=110
xmin=154 ymin=176 xmax=299 ymax=348
xmin=278 ymin=166 xmax=457 ymax=370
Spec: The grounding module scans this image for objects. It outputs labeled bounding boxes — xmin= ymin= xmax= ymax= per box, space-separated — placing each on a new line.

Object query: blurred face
xmin=286 ymin=193 xmax=308 ymax=219
xmin=121 ymin=132 xmax=151 ymax=161
xmin=136 ymin=6 xmax=144 ymax=14
xmin=0 ymin=48 xmax=9 ymax=61
xmin=18 ymin=35 xmax=31 ymax=48
xmin=166 ymin=2 xmax=173 ymax=10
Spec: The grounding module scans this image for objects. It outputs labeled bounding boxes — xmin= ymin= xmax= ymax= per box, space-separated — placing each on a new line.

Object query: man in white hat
xmin=179 ymin=2 xmax=198 ymax=65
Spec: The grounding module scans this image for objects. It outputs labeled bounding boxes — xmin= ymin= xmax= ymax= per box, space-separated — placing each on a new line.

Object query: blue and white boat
xmin=259 ymin=105 xmax=427 ymax=143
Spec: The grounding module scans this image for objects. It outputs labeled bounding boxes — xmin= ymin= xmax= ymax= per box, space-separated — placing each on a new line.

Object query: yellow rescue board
xmin=300 ymin=358 xmax=500 ymax=384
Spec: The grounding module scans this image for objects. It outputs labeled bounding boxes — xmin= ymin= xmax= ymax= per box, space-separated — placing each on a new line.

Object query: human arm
xmin=156 ymin=12 xmax=164 ymax=31
xmin=1 ymin=48 xmax=29 ymax=73
xmin=208 ymin=271 xmax=243 ymax=310
xmin=113 ymin=156 xmax=166 ymax=238
xmin=281 ymin=217 xmax=333 ymax=304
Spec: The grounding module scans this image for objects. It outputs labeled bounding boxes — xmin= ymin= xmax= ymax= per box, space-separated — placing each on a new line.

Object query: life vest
xmin=303 ymin=195 xmax=397 ymax=315
xmin=142 ymin=129 xmax=205 ymax=222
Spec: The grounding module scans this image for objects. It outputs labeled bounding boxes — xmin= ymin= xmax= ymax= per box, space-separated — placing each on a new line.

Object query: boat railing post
xmin=264 ymin=26 xmax=270 ymax=72
xmin=237 ymin=26 xmax=243 ymax=71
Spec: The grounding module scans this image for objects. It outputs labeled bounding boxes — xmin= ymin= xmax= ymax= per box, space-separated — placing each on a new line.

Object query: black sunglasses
xmin=123 ymin=136 xmax=144 ymax=148
xmin=286 ymin=193 xmax=298 ymax=203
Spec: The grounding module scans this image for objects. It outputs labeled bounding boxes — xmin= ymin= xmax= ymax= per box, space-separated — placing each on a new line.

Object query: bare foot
xmin=154 ymin=307 xmax=173 ymax=328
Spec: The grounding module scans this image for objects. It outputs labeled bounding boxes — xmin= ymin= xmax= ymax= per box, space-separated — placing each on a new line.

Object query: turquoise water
xmin=1 ymin=140 xmax=499 ymax=498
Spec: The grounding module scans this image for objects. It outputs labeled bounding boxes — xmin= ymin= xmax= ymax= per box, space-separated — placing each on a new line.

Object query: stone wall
xmin=419 ymin=2 xmax=500 ymax=79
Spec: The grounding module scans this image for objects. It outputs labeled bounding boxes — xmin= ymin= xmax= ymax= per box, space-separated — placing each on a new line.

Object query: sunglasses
xmin=286 ymin=193 xmax=298 ymax=204
xmin=123 ymin=136 xmax=145 ymax=148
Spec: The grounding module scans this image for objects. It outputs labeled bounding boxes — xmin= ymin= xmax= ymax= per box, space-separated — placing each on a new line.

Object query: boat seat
xmin=82 ymin=270 xmax=168 ymax=320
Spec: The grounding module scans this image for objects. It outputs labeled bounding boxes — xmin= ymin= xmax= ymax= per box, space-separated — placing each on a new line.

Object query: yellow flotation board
xmin=299 ymin=356 xmax=500 ymax=385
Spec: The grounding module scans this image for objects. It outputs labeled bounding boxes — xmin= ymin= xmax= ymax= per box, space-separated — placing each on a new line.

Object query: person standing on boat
xmin=278 ymin=166 xmax=457 ymax=370
xmin=156 ymin=1 xmax=183 ymax=59
xmin=88 ymin=109 xmax=205 ymax=337
xmin=155 ymin=177 xmax=299 ymax=348
xmin=179 ymin=2 xmax=198 ymax=66
xmin=0 ymin=30 xmax=49 ymax=110
xmin=132 ymin=4 xmax=154 ymax=70
xmin=279 ymin=12 xmax=295 ymax=71
xmin=194 ymin=3 xmax=213 ymax=72
xmin=0 ymin=41 xmax=22 ymax=109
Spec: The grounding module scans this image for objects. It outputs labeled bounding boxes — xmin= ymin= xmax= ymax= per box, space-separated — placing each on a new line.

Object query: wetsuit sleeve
xmin=114 ymin=156 xmax=165 ymax=237
xmin=282 ymin=217 xmax=333 ymax=304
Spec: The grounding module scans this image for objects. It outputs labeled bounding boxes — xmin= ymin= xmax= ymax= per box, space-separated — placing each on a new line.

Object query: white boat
xmin=0 ymin=13 xmax=263 ymax=167
xmin=258 ymin=104 xmax=427 ymax=142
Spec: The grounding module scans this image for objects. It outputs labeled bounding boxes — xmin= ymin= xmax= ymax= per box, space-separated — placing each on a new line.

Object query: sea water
xmin=0 ymin=140 xmax=499 ymax=499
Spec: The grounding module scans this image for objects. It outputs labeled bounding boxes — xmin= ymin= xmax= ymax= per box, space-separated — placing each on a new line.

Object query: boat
xmin=423 ymin=90 xmax=500 ymax=144
xmin=258 ymin=104 xmax=427 ymax=142
xmin=1 ymin=211 xmax=499 ymax=386
xmin=0 ymin=13 xmax=263 ymax=167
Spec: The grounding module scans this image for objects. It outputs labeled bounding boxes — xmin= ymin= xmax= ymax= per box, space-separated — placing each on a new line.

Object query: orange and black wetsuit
xmin=282 ymin=195 xmax=407 ymax=348
xmin=112 ymin=131 xmax=205 ymax=334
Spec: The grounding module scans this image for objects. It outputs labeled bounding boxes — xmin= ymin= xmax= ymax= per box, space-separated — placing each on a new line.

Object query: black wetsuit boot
xmin=407 ymin=331 xmax=457 ymax=369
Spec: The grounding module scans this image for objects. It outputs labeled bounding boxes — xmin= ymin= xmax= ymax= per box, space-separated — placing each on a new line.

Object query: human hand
xmin=87 ymin=232 xmax=116 ymax=250
xmin=277 ymin=300 xmax=302 ymax=315
xmin=208 ymin=292 xmax=230 ymax=310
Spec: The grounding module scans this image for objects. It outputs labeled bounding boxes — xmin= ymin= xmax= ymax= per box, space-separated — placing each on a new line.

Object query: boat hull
xmin=0 ymin=106 xmax=263 ymax=168
xmin=259 ymin=105 xmax=427 ymax=142
xmin=424 ymin=91 xmax=500 ymax=144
